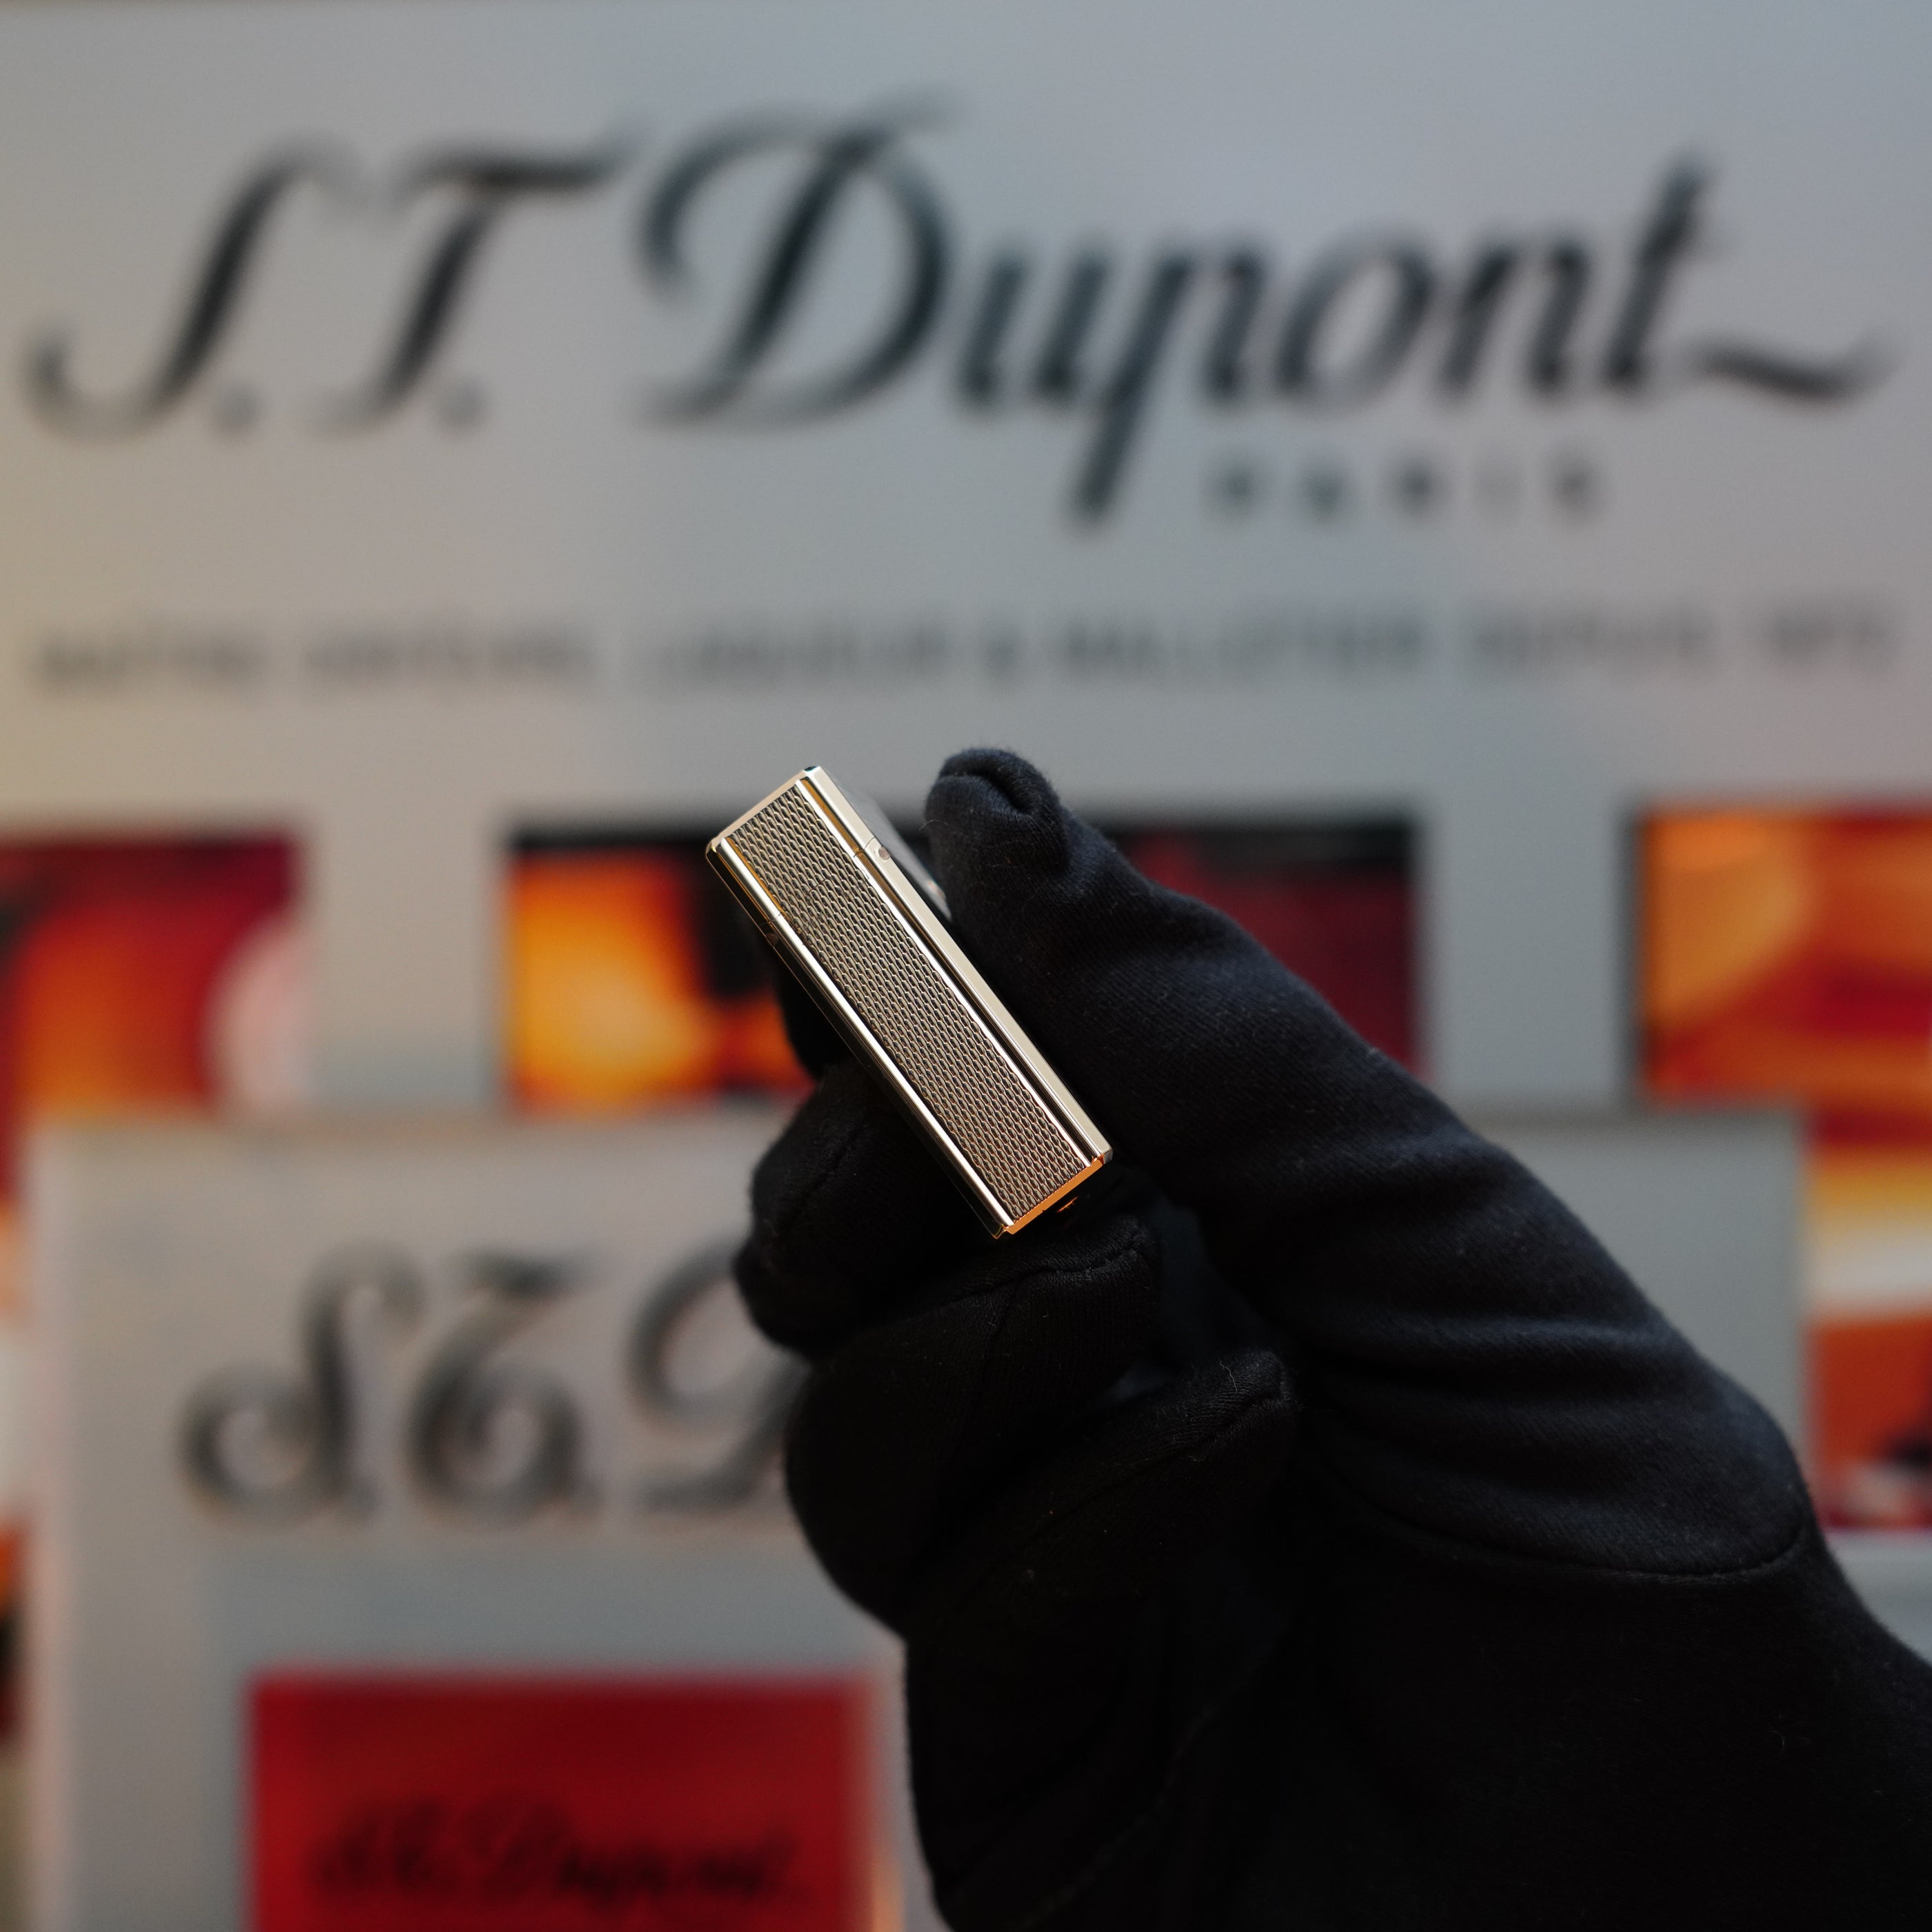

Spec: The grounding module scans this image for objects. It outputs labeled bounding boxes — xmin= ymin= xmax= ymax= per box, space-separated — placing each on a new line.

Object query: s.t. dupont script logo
xmin=23 ymin=102 xmax=1887 ymax=520
xmin=179 ymin=1240 xmax=800 ymax=1527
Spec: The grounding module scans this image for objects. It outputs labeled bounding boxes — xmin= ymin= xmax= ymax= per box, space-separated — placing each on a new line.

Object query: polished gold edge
xmin=998 ymin=1150 xmax=1110 ymax=1236
xmin=711 ymin=769 xmax=1112 ymax=1236
xmin=706 ymin=829 xmax=1013 ymax=1234
xmin=805 ymin=767 xmax=952 ymax=921
xmin=712 ymin=770 xmax=814 ymax=850
xmin=796 ymin=769 xmax=1112 ymax=1167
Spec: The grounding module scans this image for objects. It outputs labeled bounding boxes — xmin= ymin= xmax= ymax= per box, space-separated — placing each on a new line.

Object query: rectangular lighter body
xmin=708 ymin=768 xmax=1111 ymax=1237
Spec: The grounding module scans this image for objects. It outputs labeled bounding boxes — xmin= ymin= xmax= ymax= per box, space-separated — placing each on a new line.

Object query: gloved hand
xmin=736 ymin=750 xmax=1932 ymax=1932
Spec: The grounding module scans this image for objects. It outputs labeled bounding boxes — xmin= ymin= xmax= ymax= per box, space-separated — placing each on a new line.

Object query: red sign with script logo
xmin=250 ymin=1674 xmax=874 ymax=1932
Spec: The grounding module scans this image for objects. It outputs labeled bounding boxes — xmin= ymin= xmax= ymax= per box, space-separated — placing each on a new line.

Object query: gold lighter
xmin=709 ymin=767 xmax=1112 ymax=1236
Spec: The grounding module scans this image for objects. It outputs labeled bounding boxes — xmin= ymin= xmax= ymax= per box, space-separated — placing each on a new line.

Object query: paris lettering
xmin=23 ymin=103 xmax=1886 ymax=520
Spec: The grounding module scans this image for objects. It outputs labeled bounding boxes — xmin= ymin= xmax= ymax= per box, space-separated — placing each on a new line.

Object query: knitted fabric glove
xmin=736 ymin=750 xmax=1932 ymax=1932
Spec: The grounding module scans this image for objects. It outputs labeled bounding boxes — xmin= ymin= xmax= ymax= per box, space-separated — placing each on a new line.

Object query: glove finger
xmin=784 ymin=1211 xmax=1161 ymax=1626
xmin=904 ymin=1341 xmax=1297 ymax=1932
xmin=736 ymin=1057 xmax=982 ymax=1354
xmin=909 ymin=1345 xmax=1296 ymax=1655
xmin=925 ymin=748 xmax=1457 ymax=1284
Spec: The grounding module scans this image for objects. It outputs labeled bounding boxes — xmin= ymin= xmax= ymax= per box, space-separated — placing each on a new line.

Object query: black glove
xmin=736 ymin=750 xmax=1932 ymax=1932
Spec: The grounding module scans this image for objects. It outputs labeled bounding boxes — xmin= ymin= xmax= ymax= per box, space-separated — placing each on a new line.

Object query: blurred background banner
xmin=0 ymin=0 xmax=1924 ymax=1111
xmin=2 ymin=0 xmax=1932 ymax=1924
xmin=30 ymin=1114 xmax=889 ymax=1932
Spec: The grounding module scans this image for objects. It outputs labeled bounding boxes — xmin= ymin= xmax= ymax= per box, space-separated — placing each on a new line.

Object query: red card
xmin=250 ymin=1674 xmax=874 ymax=1932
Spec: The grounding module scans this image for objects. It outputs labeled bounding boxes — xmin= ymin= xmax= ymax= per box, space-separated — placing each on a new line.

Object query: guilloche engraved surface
xmin=729 ymin=785 xmax=1085 ymax=1219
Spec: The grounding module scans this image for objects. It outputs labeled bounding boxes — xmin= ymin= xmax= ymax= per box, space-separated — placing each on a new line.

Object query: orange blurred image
xmin=1808 ymin=1150 xmax=1932 ymax=1529
xmin=0 ymin=835 xmax=300 ymax=1220
xmin=506 ymin=835 xmax=806 ymax=1112
xmin=1641 ymin=807 xmax=1932 ymax=1527
xmin=1642 ymin=810 xmax=1932 ymax=1127
xmin=505 ymin=818 xmax=1419 ymax=1116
